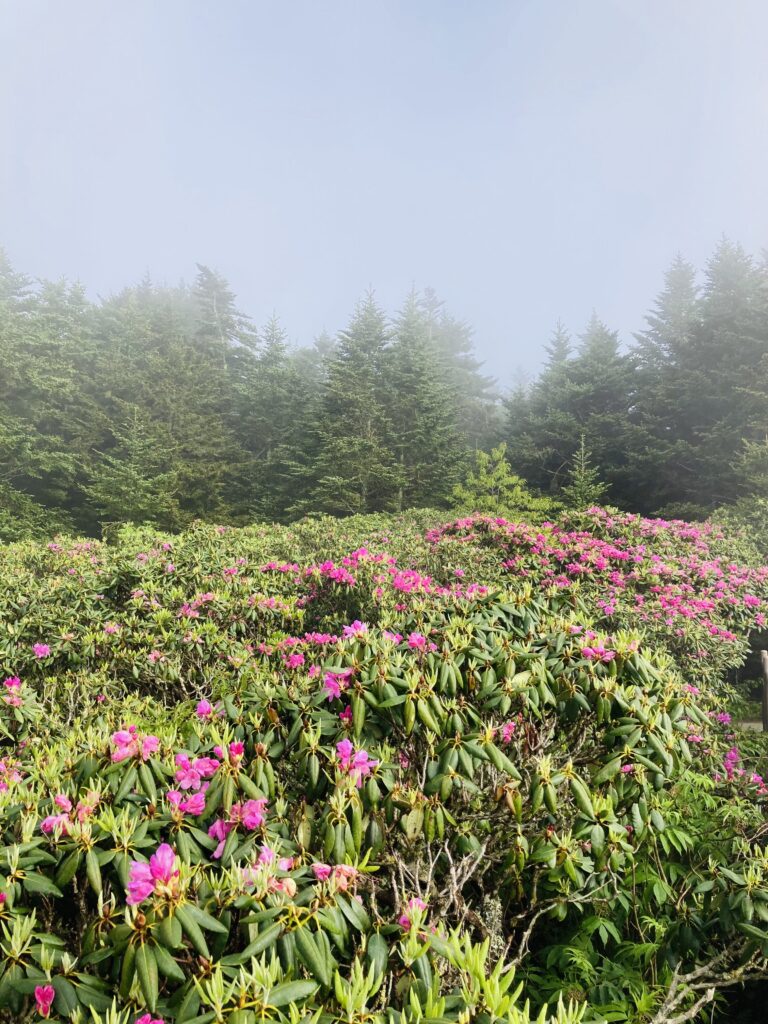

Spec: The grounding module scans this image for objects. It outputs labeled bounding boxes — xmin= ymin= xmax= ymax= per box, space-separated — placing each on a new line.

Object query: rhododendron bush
xmin=0 ymin=509 xmax=767 ymax=1023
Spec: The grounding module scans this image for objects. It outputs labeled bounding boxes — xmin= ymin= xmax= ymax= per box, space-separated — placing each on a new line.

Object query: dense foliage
xmin=2 ymin=240 xmax=768 ymax=541
xmin=506 ymin=243 xmax=768 ymax=520
xmin=1 ymin=508 xmax=768 ymax=1023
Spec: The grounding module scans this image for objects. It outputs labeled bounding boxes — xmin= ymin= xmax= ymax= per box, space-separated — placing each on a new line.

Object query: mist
xmin=3 ymin=0 xmax=768 ymax=385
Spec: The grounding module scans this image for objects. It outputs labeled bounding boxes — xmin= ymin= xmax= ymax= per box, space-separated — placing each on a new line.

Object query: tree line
xmin=0 ymin=238 xmax=766 ymax=540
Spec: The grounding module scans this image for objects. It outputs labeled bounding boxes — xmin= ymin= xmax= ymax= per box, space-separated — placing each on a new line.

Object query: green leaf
xmin=268 ymin=979 xmax=318 ymax=1007
xmin=23 ymin=872 xmax=63 ymax=897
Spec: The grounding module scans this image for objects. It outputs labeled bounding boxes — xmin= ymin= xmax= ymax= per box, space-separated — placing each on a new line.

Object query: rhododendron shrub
xmin=0 ymin=511 xmax=765 ymax=1022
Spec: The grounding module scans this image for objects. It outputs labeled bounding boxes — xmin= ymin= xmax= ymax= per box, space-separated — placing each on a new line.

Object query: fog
xmin=2 ymin=0 xmax=767 ymax=382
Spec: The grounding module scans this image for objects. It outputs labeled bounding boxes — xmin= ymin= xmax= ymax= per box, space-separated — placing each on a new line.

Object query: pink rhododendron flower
xmin=269 ymin=876 xmax=297 ymax=897
xmin=135 ymin=1015 xmax=166 ymax=1024
xmin=500 ymin=721 xmax=516 ymax=743
xmin=239 ymin=798 xmax=268 ymax=829
xmin=111 ymin=726 xmax=159 ymax=763
xmin=336 ymin=739 xmax=378 ymax=787
xmin=41 ymin=813 xmax=70 ymax=835
xmin=339 ymin=705 xmax=353 ymax=724
xmin=126 ymin=844 xmax=178 ymax=905
xmin=324 ymin=669 xmax=353 ymax=701
xmin=33 ymin=643 xmax=50 ymax=658
xmin=208 ymin=818 xmax=233 ymax=859
xmin=399 ymin=896 xmax=427 ymax=929
xmin=34 ymin=984 xmax=55 ymax=1018
xmin=332 ymin=864 xmax=358 ymax=891
xmin=180 ymin=792 xmax=206 ymax=815
xmin=342 ymin=620 xmax=368 ymax=639
xmin=2 ymin=676 xmax=22 ymax=707
xmin=311 ymin=862 xmax=332 ymax=881
xmin=196 ymin=699 xmax=213 ymax=718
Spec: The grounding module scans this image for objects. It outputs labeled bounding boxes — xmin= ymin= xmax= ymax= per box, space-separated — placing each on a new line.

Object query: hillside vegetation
xmin=0 ymin=508 xmax=767 ymax=1023
xmin=2 ymin=239 xmax=768 ymax=542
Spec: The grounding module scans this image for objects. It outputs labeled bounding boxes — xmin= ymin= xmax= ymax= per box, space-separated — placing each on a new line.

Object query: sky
xmin=1 ymin=0 xmax=767 ymax=387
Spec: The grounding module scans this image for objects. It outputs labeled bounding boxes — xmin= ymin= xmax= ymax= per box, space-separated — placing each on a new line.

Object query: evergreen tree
xmin=560 ymin=434 xmax=608 ymax=509
xmin=420 ymin=288 xmax=501 ymax=449
xmin=507 ymin=315 xmax=635 ymax=506
xmin=385 ymin=292 xmax=467 ymax=510
xmin=451 ymin=443 xmax=557 ymax=520
xmin=85 ymin=409 xmax=183 ymax=529
xmin=306 ymin=294 xmax=399 ymax=516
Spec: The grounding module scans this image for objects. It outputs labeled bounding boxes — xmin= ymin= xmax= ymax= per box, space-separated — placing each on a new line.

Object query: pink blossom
xmin=180 ymin=792 xmax=206 ymax=816
xmin=34 ymin=985 xmax=56 ymax=1018
xmin=208 ymin=818 xmax=233 ymax=859
xmin=399 ymin=896 xmax=427 ymax=930
xmin=324 ymin=669 xmax=353 ymax=701
xmin=33 ymin=643 xmax=51 ymax=658
xmin=41 ymin=813 xmax=70 ymax=835
xmin=126 ymin=844 xmax=178 ymax=905
xmin=311 ymin=862 xmax=332 ymax=881
xmin=196 ymin=699 xmax=213 ymax=718
xmin=336 ymin=739 xmax=378 ymax=787
xmin=270 ymin=876 xmax=297 ymax=898
xmin=332 ymin=864 xmax=357 ymax=890
xmin=342 ymin=620 xmax=368 ymax=639
xmin=240 ymin=798 xmax=268 ymax=829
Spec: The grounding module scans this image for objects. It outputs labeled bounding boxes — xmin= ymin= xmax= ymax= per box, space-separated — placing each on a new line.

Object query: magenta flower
xmin=34 ymin=984 xmax=55 ymax=1018
xmin=500 ymin=721 xmax=516 ymax=744
xmin=126 ymin=844 xmax=178 ymax=905
xmin=40 ymin=813 xmax=70 ymax=835
xmin=324 ymin=669 xmax=353 ymax=701
xmin=180 ymin=792 xmax=206 ymax=815
xmin=135 ymin=1015 xmax=166 ymax=1024
xmin=33 ymin=643 xmax=51 ymax=659
xmin=208 ymin=818 xmax=233 ymax=859
xmin=399 ymin=896 xmax=427 ymax=930
xmin=342 ymin=620 xmax=368 ymax=639
xmin=196 ymin=699 xmax=213 ymax=718
xmin=311 ymin=862 xmax=332 ymax=881
xmin=336 ymin=739 xmax=378 ymax=787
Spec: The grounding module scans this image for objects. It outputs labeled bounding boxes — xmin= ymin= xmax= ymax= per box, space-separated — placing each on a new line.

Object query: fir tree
xmin=306 ymin=293 xmax=399 ymax=516
xmin=560 ymin=434 xmax=608 ymax=509
xmin=451 ymin=443 xmax=557 ymax=520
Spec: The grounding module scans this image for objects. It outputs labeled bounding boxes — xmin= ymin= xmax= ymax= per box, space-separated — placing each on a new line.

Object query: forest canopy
xmin=0 ymin=238 xmax=767 ymax=541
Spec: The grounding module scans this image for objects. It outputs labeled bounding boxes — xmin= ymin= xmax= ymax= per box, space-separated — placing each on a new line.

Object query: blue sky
xmin=1 ymin=0 xmax=767 ymax=386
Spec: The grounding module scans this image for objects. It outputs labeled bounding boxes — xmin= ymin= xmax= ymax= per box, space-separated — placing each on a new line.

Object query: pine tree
xmin=85 ymin=409 xmax=184 ymax=529
xmin=560 ymin=434 xmax=608 ymax=509
xmin=385 ymin=292 xmax=467 ymax=510
xmin=305 ymin=294 xmax=399 ymax=516
xmin=420 ymin=288 xmax=501 ymax=449
xmin=451 ymin=443 xmax=557 ymax=520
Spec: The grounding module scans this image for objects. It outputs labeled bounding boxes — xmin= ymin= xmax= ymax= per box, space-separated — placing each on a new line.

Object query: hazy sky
xmin=2 ymin=0 xmax=767 ymax=385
